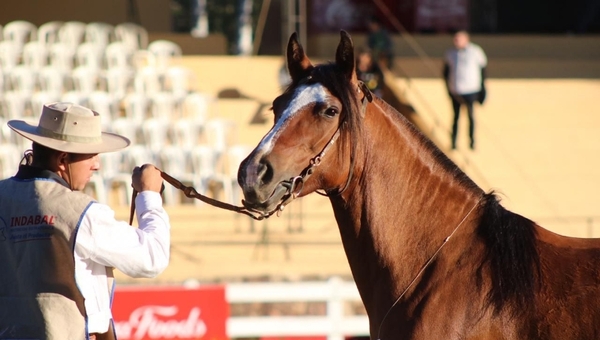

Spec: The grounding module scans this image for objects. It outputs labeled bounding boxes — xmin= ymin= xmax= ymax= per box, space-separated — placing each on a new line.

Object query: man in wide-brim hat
xmin=0 ymin=102 xmax=171 ymax=340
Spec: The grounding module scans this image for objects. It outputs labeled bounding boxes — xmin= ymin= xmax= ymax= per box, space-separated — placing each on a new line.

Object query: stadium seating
xmin=0 ymin=20 xmax=231 ymax=206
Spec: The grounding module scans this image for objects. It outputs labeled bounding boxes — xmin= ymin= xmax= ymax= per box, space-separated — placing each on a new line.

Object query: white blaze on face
xmin=245 ymin=83 xmax=328 ymax=184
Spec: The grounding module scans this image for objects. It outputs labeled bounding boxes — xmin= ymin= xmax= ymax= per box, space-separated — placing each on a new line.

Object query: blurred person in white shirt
xmin=443 ymin=31 xmax=488 ymax=150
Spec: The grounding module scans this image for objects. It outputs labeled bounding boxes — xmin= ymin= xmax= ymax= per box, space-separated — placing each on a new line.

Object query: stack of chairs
xmin=0 ymin=20 xmax=250 ymax=207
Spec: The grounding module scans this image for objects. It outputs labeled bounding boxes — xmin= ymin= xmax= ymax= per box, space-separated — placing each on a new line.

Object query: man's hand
xmin=478 ymin=85 xmax=487 ymax=105
xmin=132 ymin=164 xmax=163 ymax=193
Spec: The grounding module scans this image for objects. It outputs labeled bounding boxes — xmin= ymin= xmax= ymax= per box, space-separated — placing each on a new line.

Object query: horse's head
xmin=238 ymin=31 xmax=370 ymax=216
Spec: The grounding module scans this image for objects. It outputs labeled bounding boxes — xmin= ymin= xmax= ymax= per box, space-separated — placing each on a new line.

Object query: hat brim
xmin=8 ymin=119 xmax=130 ymax=154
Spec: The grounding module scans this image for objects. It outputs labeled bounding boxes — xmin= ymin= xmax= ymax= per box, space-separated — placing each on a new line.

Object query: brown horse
xmin=237 ymin=31 xmax=600 ymax=339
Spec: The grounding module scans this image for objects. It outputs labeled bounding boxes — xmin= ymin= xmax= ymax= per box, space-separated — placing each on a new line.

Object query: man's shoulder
xmin=34 ymin=181 xmax=96 ymax=204
xmin=468 ymin=43 xmax=485 ymax=53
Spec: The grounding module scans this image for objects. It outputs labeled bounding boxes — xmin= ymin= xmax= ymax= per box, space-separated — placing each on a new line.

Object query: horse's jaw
xmin=240 ymin=182 xmax=290 ymax=215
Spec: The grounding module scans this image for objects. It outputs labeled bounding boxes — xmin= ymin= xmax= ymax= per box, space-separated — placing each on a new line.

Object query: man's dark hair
xmin=31 ymin=142 xmax=64 ymax=167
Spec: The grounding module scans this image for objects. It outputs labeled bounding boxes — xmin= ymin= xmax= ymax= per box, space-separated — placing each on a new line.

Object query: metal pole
xmin=237 ymin=0 xmax=254 ymax=55
xmin=282 ymin=0 xmax=307 ymax=54
xmin=191 ymin=0 xmax=209 ymax=38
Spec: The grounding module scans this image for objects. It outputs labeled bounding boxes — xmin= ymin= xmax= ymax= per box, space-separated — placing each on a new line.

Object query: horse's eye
xmin=323 ymin=107 xmax=339 ymax=118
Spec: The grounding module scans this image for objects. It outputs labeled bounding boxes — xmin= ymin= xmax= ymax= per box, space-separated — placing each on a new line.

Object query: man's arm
xmin=443 ymin=63 xmax=452 ymax=97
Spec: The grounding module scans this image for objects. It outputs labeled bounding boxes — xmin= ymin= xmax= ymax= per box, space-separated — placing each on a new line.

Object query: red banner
xmin=112 ymin=286 xmax=228 ymax=340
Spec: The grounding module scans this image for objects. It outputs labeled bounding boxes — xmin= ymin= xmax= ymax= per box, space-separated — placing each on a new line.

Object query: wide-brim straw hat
xmin=8 ymin=102 xmax=130 ymax=154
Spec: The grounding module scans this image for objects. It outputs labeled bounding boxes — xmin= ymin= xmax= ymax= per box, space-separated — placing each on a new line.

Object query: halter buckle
xmin=311 ymin=156 xmax=322 ymax=166
xmin=290 ymin=175 xmax=305 ymax=198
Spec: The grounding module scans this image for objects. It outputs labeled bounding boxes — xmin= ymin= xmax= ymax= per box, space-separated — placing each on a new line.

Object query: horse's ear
xmin=286 ymin=32 xmax=313 ymax=82
xmin=335 ymin=30 xmax=357 ymax=82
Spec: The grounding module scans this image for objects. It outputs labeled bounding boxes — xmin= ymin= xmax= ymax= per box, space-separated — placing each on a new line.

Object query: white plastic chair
xmin=100 ymin=151 xmax=132 ymax=206
xmin=182 ymin=91 xmax=210 ymax=122
xmin=141 ymin=118 xmax=170 ymax=152
xmin=30 ymin=91 xmax=61 ymax=119
xmin=84 ymin=173 xmax=108 ymax=204
xmin=0 ymin=117 xmax=13 ymax=144
xmin=170 ymin=118 xmax=202 ymax=150
xmin=37 ymin=66 xmax=67 ymax=95
xmin=105 ymin=145 xmax=154 ymax=205
xmin=133 ymin=66 xmax=161 ymax=95
xmin=225 ymin=144 xmax=254 ymax=205
xmin=131 ymin=50 xmax=157 ymax=71
xmin=105 ymin=41 xmax=135 ymax=70
xmin=7 ymin=66 xmax=37 ymax=95
xmin=71 ymin=66 xmax=100 ymax=93
xmin=148 ymin=40 xmax=182 ymax=58
xmin=22 ymin=41 xmax=49 ymax=71
xmin=150 ymin=91 xmax=177 ymax=120
xmin=88 ymin=91 xmax=119 ymax=127
xmin=61 ymin=90 xmax=89 ymax=107
xmin=122 ymin=92 xmax=149 ymax=124
xmin=100 ymin=68 xmax=133 ymax=100
xmin=3 ymin=20 xmax=37 ymax=51
xmin=1 ymin=91 xmax=29 ymax=120
xmin=114 ymin=23 xmax=148 ymax=50
xmin=48 ymin=43 xmax=76 ymax=72
xmin=124 ymin=144 xmax=154 ymax=167
xmin=0 ymin=41 xmax=21 ymax=72
xmin=110 ymin=117 xmax=140 ymax=145
xmin=147 ymin=40 xmax=182 ymax=71
xmin=157 ymin=145 xmax=195 ymax=205
xmin=76 ymin=42 xmax=104 ymax=69
xmin=37 ymin=21 xmax=63 ymax=45
xmin=190 ymin=144 xmax=232 ymax=205
xmin=204 ymin=118 xmax=237 ymax=157
xmin=84 ymin=22 xmax=114 ymax=48
xmin=0 ymin=143 xmax=22 ymax=180
xmin=58 ymin=21 xmax=86 ymax=49
xmin=164 ymin=66 xmax=196 ymax=100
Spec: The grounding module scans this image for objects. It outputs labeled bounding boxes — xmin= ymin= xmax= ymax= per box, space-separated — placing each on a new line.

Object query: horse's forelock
xmin=309 ymin=63 xmax=363 ymax=152
xmin=277 ymin=62 xmax=363 ymax=168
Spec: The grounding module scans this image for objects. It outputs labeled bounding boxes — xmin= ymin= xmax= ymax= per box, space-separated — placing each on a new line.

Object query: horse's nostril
xmin=258 ymin=159 xmax=273 ymax=186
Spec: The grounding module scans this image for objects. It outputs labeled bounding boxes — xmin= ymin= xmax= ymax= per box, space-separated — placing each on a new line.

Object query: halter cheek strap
xmin=272 ymin=81 xmax=373 ymax=210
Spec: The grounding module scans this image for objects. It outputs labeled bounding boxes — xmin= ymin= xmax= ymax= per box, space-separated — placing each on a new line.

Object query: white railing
xmin=225 ymin=277 xmax=370 ymax=340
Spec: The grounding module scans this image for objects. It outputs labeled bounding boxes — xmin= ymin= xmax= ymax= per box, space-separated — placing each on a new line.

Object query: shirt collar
xmin=15 ymin=165 xmax=71 ymax=189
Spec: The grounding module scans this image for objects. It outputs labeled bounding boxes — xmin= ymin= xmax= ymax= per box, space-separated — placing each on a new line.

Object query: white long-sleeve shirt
xmin=74 ymin=191 xmax=170 ymax=333
xmin=445 ymin=42 xmax=487 ymax=95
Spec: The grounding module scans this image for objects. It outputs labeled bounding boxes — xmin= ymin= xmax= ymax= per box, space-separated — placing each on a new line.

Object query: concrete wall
xmin=308 ymin=33 xmax=600 ymax=78
xmin=308 ymin=34 xmax=600 ymax=59
xmin=149 ymin=33 xmax=228 ymax=55
xmin=0 ymin=0 xmax=170 ymax=32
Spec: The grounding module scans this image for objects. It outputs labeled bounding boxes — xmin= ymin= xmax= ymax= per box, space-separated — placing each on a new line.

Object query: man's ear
xmin=56 ymin=152 xmax=70 ymax=171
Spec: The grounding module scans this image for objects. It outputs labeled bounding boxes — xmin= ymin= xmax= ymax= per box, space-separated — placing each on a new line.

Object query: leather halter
xmin=129 ymin=81 xmax=372 ymax=224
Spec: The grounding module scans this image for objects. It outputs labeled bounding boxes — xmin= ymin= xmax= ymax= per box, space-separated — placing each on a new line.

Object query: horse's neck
xmin=330 ymin=98 xmax=483 ymax=316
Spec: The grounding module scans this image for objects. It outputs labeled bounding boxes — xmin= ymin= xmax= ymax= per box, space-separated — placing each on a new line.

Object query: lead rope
xmin=376 ymin=197 xmax=483 ymax=340
xmin=129 ymin=82 xmax=373 ymax=225
xmin=129 ymin=171 xmax=273 ymax=225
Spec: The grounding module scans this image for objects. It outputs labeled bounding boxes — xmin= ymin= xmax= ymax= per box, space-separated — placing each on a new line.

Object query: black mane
xmin=478 ymin=193 xmax=540 ymax=316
